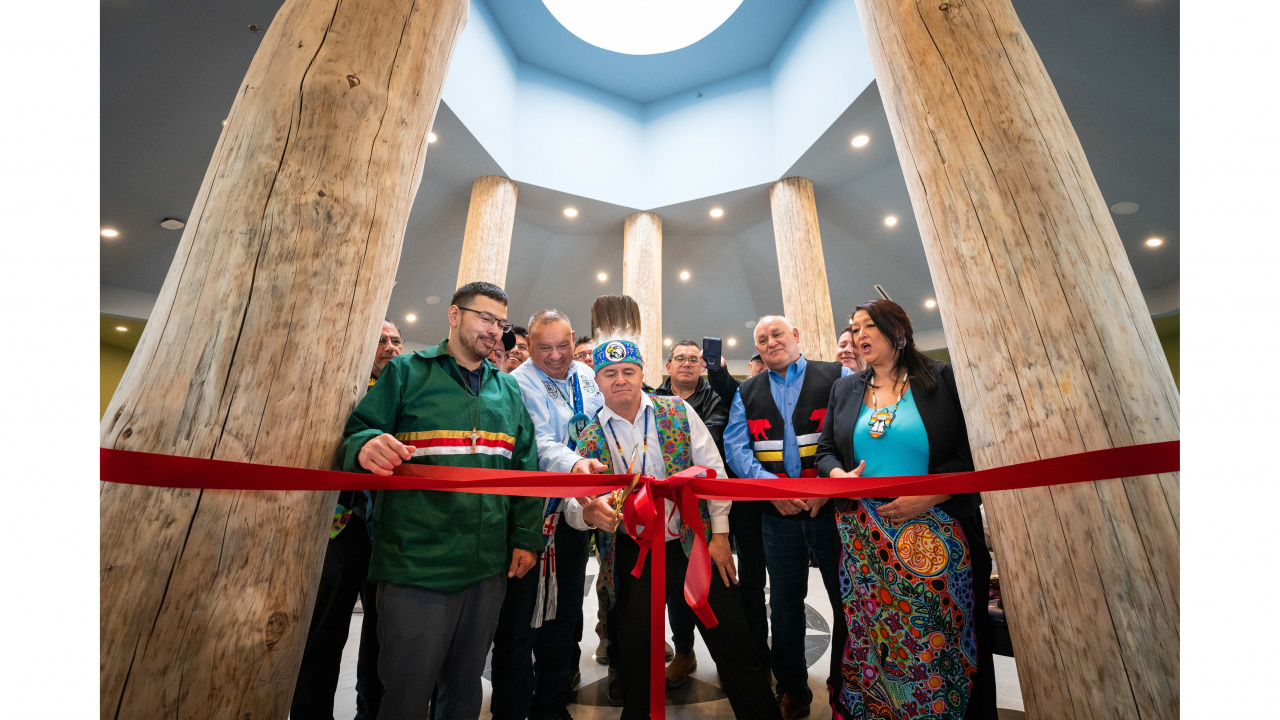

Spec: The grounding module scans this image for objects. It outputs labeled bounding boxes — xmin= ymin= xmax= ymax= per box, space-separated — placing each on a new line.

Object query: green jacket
xmin=339 ymin=339 xmax=543 ymax=593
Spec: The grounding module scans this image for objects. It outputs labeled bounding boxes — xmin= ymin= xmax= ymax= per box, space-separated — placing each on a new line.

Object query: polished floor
xmin=330 ymin=556 xmax=1026 ymax=719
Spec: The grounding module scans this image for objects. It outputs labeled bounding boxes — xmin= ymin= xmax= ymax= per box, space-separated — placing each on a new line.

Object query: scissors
xmin=609 ymin=445 xmax=643 ymax=532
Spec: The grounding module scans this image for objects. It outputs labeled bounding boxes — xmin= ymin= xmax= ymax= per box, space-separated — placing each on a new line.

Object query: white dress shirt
xmin=563 ymin=393 xmax=730 ymax=540
xmin=511 ymin=359 xmax=606 ymax=473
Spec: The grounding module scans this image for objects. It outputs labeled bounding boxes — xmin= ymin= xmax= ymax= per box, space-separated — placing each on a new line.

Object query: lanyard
xmin=605 ymin=404 xmax=650 ymax=477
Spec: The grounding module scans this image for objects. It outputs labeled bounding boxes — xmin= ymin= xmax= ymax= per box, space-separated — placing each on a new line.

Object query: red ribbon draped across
xmin=99 ymin=440 xmax=1178 ymax=718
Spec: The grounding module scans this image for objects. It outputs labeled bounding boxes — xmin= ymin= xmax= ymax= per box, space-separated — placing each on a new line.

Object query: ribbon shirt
xmin=724 ymin=354 xmax=853 ymax=479
xmin=563 ymin=394 xmax=730 ymax=539
xmin=511 ymin=359 xmax=605 ymax=473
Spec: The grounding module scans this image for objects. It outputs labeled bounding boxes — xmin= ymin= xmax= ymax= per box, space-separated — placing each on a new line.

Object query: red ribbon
xmin=99 ymin=439 xmax=1178 ymax=718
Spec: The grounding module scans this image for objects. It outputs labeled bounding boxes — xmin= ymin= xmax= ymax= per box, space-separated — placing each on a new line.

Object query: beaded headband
xmin=593 ymin=338 xmax=643 ymax=373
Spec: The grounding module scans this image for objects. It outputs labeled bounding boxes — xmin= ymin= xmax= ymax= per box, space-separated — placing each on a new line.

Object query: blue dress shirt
xmin=724 ymin=355 xmax=852 ymax=479
xmin=511 ymin=359 xmax=606 ymax=473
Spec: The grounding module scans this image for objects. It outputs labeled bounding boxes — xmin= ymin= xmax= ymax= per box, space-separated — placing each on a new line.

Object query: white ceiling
xmin=100 ymin=0 xmax=1178 ymax=365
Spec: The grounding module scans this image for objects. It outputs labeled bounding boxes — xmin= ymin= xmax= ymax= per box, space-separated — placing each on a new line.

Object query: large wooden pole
xmin=853 ymin=1 xmax=1179 ymax=718
xmin=622 ymin=211 xmax=663 ymax=388
xmin=99 ymin=1 xmax=468 ymax=718
xmin=769 ymin=177 xmax=839 ymax=361
xmin=455 ymin=174 xmax=518 ymax=288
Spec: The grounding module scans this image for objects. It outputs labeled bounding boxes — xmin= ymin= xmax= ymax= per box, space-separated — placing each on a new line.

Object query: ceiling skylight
xmin=542 ymin=0 xmax=744 ymax=55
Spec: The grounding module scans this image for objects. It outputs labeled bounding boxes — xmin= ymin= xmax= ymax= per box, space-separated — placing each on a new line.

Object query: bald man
xmin=722 ymin=315 xmax=852 ymax=720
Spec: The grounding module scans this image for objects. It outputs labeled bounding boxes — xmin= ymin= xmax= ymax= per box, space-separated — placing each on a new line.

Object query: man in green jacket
xmin=339 ymin=281 xmax=543 ymax=720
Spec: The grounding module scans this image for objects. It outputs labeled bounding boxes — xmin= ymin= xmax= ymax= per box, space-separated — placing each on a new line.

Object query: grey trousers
xmin=376 ymin=573 xmax=507 ymax=720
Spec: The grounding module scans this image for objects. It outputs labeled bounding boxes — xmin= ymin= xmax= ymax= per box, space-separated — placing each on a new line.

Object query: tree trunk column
xmin=623 ymin=211 xmax=663 ymax=388
xmin=769 ymin=177 xmax=838 ymax=361
xmin=854 ymin=1 xmax=1179 ymax=718
xmin=455 ymin=174 xmax=518 ymax=288
xmin=99 ymin=1 xmax=468 ymax=718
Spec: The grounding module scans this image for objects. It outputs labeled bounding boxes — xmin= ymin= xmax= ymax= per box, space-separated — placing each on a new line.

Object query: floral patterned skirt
xmin=833 ymin=499 xmax=977 ymax=720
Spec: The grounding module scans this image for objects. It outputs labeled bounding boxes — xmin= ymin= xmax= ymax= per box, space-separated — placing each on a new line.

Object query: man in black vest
xmin=723 ymin=316 xmax=851 ymax=720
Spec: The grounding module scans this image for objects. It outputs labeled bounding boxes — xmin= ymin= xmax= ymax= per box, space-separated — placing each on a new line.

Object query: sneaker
xmin=664 ymin=651 xmax=697 ymax=689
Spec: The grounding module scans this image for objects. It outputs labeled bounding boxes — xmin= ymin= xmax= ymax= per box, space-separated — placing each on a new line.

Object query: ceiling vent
xmin=874 ymin=284 xmax=892 ymax=301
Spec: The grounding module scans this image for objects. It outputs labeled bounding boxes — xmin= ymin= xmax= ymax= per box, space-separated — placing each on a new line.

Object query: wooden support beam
xmin=98 ymin=1 xmax=468 ymax=717
xmin=456 ymin=175 xmax=518 ymax=288
xmin=852 ymin=0 xmax=1179 ymax=717
xmin=769 ymin=177 xmax=839 ymax=362
xmin=622 ymin=211 xmax=663 ymax=388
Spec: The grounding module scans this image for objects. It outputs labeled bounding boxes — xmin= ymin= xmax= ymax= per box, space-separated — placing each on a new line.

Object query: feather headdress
xmin=589 ymin=294 xmax=644 ymax=371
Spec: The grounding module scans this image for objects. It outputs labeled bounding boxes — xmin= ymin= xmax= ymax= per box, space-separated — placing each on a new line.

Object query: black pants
xmin=729 ymin=500 xmax=770 ymax=661
xmin=490 ymin=521 xmax=590 ymax=720
xmin=291 ymin=514 xmax=383 ymax=720
xmin=614 ymin=533 xmax=781 ymax=720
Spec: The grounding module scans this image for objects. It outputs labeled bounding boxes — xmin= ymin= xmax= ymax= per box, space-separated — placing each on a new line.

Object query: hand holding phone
xmin=702 ymin=337 xmax=722 ymax=370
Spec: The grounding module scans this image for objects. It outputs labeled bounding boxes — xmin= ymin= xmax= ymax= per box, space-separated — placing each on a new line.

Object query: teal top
xmin=852 ymin=388 xmax=930 ymax=479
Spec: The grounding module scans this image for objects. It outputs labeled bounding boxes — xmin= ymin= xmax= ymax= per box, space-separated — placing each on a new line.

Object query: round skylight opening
xmin=542 ymin=0 xmax=744 ymax=55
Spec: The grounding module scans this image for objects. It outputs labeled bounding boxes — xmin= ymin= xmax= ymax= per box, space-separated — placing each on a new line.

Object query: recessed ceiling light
xmin=925 ymin=299 xmax=937 ymax=309
xmin=1110 ymin=201 xmax=1139 ymax=215
xmin=160 ymin=218 xmax=185 ymax=230
xmin=679 ymin=270 xmax=690 ymax=281
xmin=564 ymin=207 xmax=578 ymax=218
xmin=851 ymin=134 xmax=869 ymax=148
xmin=1145 ymin=237 xmax=1163 ymax=247
xmin=663 ymin=338 xmax=673 ymax=346
xmin=543 ymin=0 xmax=744 ymax=55
xmin=427 ymin=132 xmax=438 ymax=143
xmin=101 ymin=228 xmax=118 ymax=238
xmin=884 ymin=215 xmax=898 ymax=227
xmin=727 ymin=338 xmax=737 ymax=346
xmin=115 ymin=326 xmax=128 ymax=332
xmin=425 ymin=296 xmax=441 ymax=305
xmin=406 ymin=313 xmax=417 ymax=322
xmin=710 ymin=207 xmax=724 ymax=218
xmin=597 ymin=272 xmax=608 ymax=282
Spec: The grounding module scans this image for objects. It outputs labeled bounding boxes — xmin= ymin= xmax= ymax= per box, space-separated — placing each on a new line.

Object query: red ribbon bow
xmin=617 ymin=465 xmax=718 ymax=717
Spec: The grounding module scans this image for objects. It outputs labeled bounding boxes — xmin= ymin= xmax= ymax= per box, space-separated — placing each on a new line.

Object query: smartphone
xmin=702 ymin=337 xmax=722 ymax=369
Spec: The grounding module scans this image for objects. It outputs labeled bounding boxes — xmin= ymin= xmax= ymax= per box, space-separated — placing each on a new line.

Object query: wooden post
xmin=98 ymin=1 xmax=468 ymax=718
xmin=455 ymin=174 xmax=518 ymax=288
xmin=623 ymin=211 xmax=663 ymax=388
xmin=769 ymin=177 xmax=839 ymax=361
xmin=853 ymin=1 xmax=1179 ymax=718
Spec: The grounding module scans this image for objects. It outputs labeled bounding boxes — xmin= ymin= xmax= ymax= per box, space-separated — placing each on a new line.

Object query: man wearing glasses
xmin=371 ymin=319 xmax=404 ymax=384
xmin=650 ymin=340 xmax=731 ymax=689
xmin=292 ymin=319 xmax=402 ymax=720
xmin=573 ymin=337 xmax=593 ymax=366
xmin=340 ymin=281 xmax=544 ymax=719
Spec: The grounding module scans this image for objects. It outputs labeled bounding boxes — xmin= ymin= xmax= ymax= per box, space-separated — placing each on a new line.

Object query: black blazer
xmin=816 ymin=356 xmax=998 ymax=718
xmin=814 ymin=356 xmax=980 ymax=521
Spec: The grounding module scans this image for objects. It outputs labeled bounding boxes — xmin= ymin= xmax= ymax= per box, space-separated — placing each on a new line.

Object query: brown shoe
xmin=664 ymin=651 xmax=697 ymax=688
xmin=775 ymin=689 xmax=810 ymax=720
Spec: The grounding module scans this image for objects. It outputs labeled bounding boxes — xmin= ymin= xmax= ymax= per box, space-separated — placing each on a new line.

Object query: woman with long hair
xmin=815 ymin=299 xmax=996 ymax=720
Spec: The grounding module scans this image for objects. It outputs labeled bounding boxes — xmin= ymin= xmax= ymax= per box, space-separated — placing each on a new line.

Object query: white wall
xmin=441 ymin=0 xmax=520 ymax=171
xmin=513 ymin=66 xmax=644 ymax=208
xmin=441 ymin=0 xmax=874 ymax=210
xmin=641 ymin=68 xmax=775 ymax=209
xmin=770 ymin=0 xmax=876 ymax=173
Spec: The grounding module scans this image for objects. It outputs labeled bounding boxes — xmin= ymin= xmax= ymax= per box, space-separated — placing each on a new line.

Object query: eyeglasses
xmin=574 ymin=351 xmax=593 ymax=362
xmin=457 ymin=306 xmax=513 ymax=334
xmin=670 ymin=355 xmax=701 ymax=366
xmin=378 ymin=336 xmax=403 ymax=346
